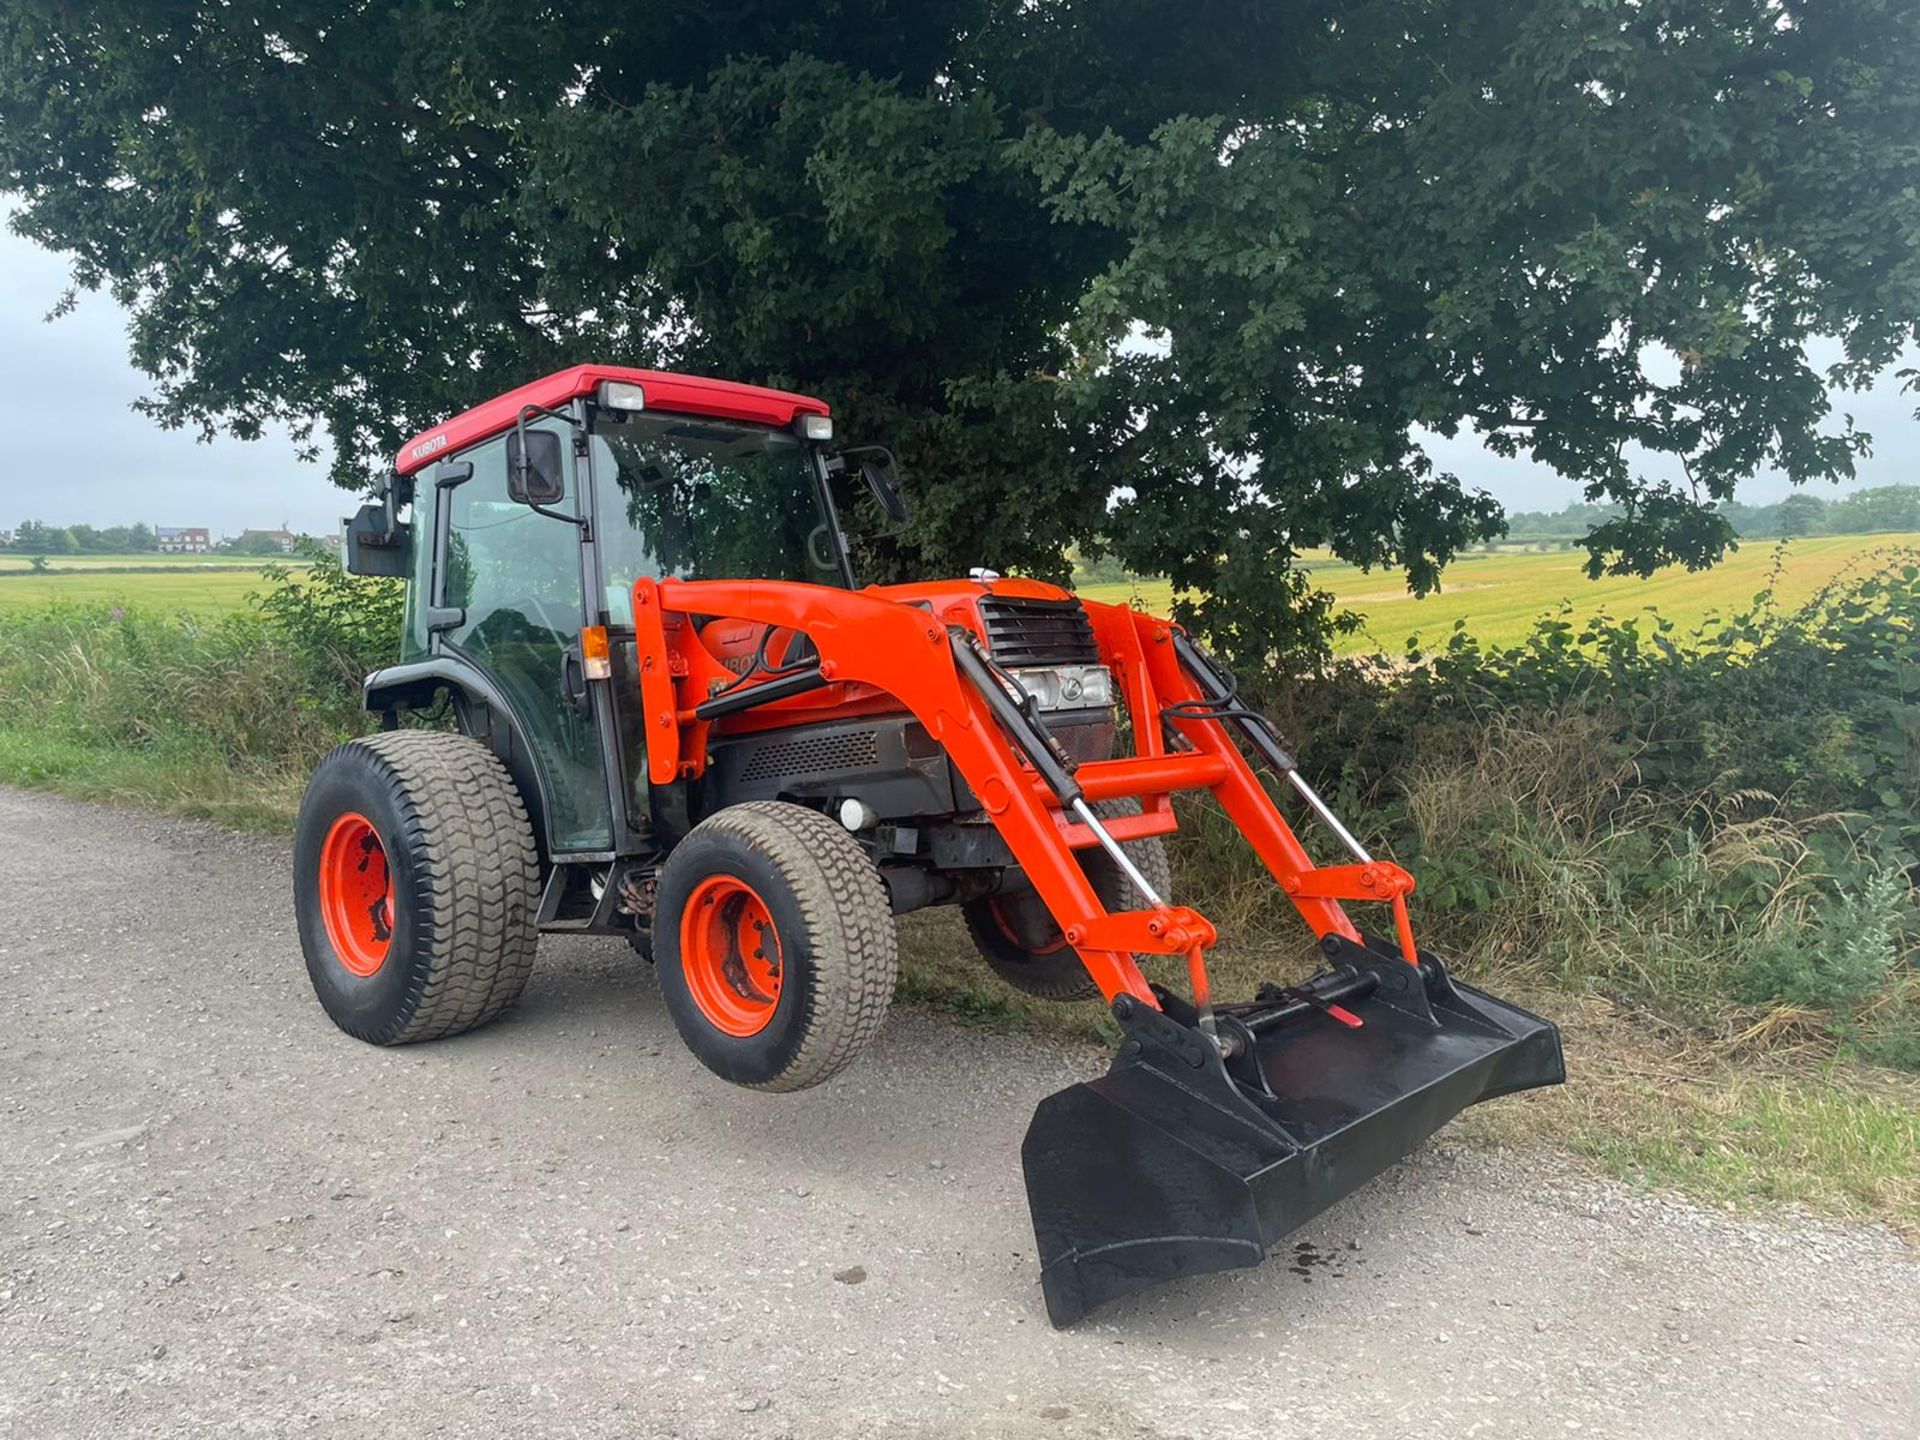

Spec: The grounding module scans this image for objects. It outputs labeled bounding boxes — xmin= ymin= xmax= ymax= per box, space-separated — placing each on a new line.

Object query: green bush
xmin=1733 ymin=867 xmax=1909 ymax=1013
xmin=1227 ymin=548 xmax=1920 ymax=1069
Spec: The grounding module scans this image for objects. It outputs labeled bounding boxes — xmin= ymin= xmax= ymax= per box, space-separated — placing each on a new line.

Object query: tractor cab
xmin=347 ymin=365 xmax=1109 ymax=903
xmin=346 ymin=366 xmax=891 ymax=863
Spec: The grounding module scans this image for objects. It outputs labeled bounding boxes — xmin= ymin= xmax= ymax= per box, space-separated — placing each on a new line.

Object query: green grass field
xmin=0 ymin=553 xmax=268 ymax=571
xmin=1079 ymin=532 xmax=1920 ymax=652
xmin=0 ymin=565 xmax=277 ymax=614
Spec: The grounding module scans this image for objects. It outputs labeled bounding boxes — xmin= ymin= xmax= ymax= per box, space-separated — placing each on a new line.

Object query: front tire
xmin=654 ymin=802 xmax=897 ymax=1091
xmin=294 ymin=731 xmax=540 ymax=1045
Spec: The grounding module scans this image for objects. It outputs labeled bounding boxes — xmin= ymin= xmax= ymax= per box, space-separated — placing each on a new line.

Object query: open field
xmin=0 ymin=553 xmax=269 ymax=571
xmin=1081 ymin=531 xmax=1920 ymax=652
xmin=4 ymin=534 xmax=1916 ymax=642
xmin=0 ymin=565 xmax=278 ymax=614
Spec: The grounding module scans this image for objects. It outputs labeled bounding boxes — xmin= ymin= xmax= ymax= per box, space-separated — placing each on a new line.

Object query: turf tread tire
xmin=655 ymin=802 xmax=896 ymax=1092
xmin=295 ymin=731 xmax=540 ymax=1045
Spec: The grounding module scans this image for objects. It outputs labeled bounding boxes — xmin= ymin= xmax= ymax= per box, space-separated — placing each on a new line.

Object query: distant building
xmin=0 ymin=529 xmax=12 ymax=546
xmin=155 ymin=526 xmax=212 ymax=553
xmin=237 ymin=528 xmax=301 ymax=553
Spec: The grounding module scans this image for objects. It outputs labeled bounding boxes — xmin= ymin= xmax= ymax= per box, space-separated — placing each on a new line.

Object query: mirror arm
xmin=530 ymin=498 xmax=589 ymax=534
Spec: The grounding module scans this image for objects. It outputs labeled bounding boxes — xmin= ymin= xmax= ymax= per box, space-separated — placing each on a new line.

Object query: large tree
xmin=4 ymin=1 xmax=1917 ymax=663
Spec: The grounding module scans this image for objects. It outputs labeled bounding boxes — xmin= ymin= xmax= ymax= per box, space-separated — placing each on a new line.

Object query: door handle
xmin=562 ymin=646 xmax=591 ymax=717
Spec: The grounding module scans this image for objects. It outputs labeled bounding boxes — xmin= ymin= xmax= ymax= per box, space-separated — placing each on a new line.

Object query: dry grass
xmin=1455 ymin=990 xmax=1920 ymax=1233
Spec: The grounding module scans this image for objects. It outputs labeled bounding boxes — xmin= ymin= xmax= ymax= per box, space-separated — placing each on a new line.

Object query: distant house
xmin=0 ymin=528 xmax=12 ymax=547
xmin=237 ymin=528 xmax=301 ymax=553
xmin=155 ymin=526 xmax=212 ymax=554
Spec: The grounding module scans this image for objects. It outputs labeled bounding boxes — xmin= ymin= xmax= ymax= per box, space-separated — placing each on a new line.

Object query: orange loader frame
xmin=630 ymin=576 xmax=1423 ymax=1014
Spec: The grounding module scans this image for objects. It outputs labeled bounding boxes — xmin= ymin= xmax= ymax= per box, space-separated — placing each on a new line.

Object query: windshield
xmin=589 ymin=412 xmax=843 ymax=624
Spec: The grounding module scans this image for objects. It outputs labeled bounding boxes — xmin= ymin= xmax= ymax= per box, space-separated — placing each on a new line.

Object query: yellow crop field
xmin=1077 ymin=533 xmax=1920 ymax=653
xmin=2 ymin=534 xmax=1914 ymax=643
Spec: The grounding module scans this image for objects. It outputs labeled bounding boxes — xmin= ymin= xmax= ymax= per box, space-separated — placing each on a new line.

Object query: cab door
xmin=431 ymin=423 xmax=613 ymax=853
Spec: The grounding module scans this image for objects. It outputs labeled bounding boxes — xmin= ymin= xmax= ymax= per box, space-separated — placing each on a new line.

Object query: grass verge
xmin=0 ymin=729 xmax=305 ymax=833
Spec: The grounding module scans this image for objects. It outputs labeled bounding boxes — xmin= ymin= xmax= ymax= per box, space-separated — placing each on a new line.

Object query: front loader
xmin=301 ymin=363 xmax=1564 ymax=1325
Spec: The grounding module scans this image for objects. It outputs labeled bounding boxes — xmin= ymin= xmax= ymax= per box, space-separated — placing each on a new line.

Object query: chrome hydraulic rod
xmin=1281 ymin=770 xmax=1372 ymax=864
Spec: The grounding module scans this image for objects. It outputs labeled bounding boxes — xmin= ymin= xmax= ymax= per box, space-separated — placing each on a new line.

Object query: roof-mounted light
xmin=800 ymin=414 xmax=833 ymax=442
xmin=596 ymin=379 xmax=647 ymax=411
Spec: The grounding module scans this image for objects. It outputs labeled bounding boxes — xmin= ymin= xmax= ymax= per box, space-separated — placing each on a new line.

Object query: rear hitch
xmin=1022 ymin=942 xmax=1563 ymax=1326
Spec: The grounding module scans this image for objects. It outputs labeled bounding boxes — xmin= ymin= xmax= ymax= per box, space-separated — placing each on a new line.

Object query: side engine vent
xmin=739 ymin=728 xmax=883 ymax=783
xmin=976 ymin=595 xmax=1099 ymax=667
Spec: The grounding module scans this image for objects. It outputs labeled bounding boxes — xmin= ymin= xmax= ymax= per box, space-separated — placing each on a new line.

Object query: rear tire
xmin=294 ymin=731 xmax=540 ymax=1045
xmin=962 ymin=797 xmax=1172 ymax=1002
xmin=654 ymin=802 xmax=897 ymax=1091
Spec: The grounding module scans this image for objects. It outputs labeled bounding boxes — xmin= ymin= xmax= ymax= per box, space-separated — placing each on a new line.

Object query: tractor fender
xmin=362 ymin=659 xmax=553 ymax=858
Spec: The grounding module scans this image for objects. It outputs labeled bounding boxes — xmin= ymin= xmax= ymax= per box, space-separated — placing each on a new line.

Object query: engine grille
xmin=976 ymin=595 xmax=1100 ymax=667
xmin=739 ymin=728 xmax=882 ymax=782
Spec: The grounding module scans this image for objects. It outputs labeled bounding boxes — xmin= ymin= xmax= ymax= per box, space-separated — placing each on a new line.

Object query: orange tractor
xmin=302 ymin=365 xmax=1563 ymax=1324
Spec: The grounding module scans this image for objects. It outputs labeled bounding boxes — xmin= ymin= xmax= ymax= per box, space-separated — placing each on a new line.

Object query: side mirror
xmin=507 ymin=429 xmax=566 ymax=506
xmin=342 ymin=502 xmax=411 ymax=578
xmin=860 ymin=458 xmax=909 ymax=526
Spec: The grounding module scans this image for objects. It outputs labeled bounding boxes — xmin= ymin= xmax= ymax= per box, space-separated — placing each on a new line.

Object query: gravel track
xmin=1 ymin=786 xmax=1914 ymax=1438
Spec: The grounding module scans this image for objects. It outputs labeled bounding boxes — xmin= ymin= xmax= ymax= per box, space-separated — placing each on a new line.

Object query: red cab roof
xmin=393 ymin=365 xmax=831 ymax=475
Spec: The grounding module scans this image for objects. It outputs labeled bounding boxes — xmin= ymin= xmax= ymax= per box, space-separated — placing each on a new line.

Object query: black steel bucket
xmin=1022 ymin=939 xmax=1565 ymax=1326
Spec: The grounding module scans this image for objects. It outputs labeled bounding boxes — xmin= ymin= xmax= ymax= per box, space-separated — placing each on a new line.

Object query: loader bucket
xmin=1022 ymin=938 xmax=1564 ymax=1326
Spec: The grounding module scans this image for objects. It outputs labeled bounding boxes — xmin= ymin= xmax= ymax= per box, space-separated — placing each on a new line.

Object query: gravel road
xmin=2 ymin=786 xmax=1915 ymax=1438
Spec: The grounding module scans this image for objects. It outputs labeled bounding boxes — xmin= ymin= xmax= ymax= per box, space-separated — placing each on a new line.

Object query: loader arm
xmin=630 ymin=577 xmax=1411 ymax=1009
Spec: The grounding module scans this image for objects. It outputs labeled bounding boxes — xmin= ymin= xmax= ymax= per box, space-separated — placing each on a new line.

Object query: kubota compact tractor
xmin=302 ymin=364 xmax=1563 ymax=1325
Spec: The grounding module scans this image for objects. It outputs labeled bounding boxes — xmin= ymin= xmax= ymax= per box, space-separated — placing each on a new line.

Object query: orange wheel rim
xmin=318 ymin=811 xmax=394 ymax=977
xmin=680 ymin=875 xmax=784 ymax=1037
xmin=991 ymin=897 xmax=1068 ymax=957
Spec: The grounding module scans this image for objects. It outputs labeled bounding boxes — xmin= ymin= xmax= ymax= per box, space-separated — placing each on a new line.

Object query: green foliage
xmin=12 ymin=519 xmax=75 ymax=554
xmin=5 ymin=2 xmax=1920 ymax=668
xmin=1505 ymin=485 xmax=1920 ymax=544
xmin=1231 ymin=553 xmax=1920 ymax=1066
xmin=1733 ymin=867 xmax=1909 ymax=1013
xmin=1392 ymin=557 xmax=1920 ymax=871
xmin=4 ymin=520 xmax=161 ymax=554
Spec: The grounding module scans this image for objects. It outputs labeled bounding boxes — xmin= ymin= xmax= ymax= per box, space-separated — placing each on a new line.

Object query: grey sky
xmin=0 ymin=223 xmax=1911 ymax=539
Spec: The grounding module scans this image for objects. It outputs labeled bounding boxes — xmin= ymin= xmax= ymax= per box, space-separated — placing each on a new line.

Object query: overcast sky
xmin=0 ymin=222 xmax=1911 ymax=539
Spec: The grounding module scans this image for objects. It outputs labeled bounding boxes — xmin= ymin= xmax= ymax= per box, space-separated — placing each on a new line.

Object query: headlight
xmin=1000 ymin=664 xmax=1113 ymax=712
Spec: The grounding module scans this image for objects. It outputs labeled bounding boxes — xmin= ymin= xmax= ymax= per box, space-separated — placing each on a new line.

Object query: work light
xmin=596 ymin=380 xmax=647 ymax=411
